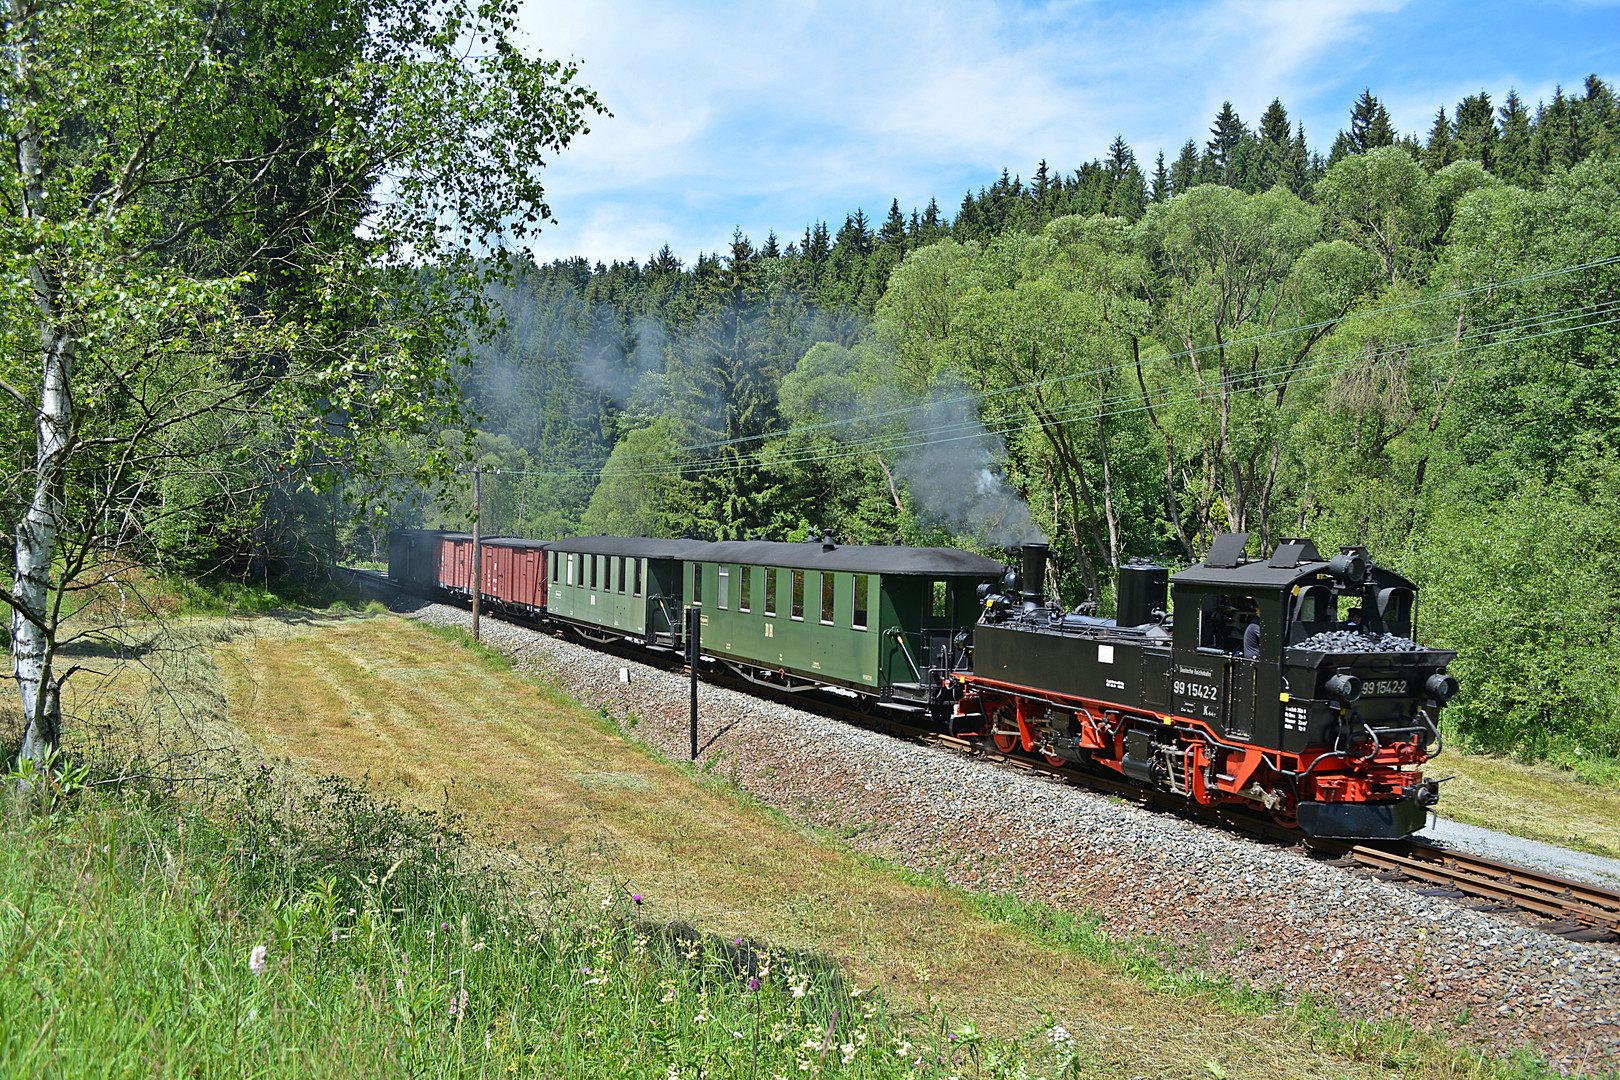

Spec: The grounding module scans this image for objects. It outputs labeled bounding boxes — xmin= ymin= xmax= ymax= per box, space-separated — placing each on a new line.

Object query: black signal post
xmin=687 ymin=606 xmax=700 ymax=761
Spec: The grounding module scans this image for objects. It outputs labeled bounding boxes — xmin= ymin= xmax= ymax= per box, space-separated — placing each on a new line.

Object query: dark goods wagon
xmin=387 ymin=529 xmax=450 ymax=593
xmin=682 ymin=538 xmax=1001 ymax=711
xmin=956 ymin=534 xmax=1459 ymax=839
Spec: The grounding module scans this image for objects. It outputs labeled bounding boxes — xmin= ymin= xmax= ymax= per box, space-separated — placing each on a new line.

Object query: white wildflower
xmin=1048 ymin=1024 xmax=1073 ymax=1047
xmin=248 ymin=945 xmax=268 ymax=976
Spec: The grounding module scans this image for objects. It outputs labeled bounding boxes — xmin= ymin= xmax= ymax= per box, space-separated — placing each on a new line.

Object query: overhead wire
xmin=475 ymin=290 xmax=1620 ymax=482
xmin=516 ymin=252 xmax=1620 ymax=473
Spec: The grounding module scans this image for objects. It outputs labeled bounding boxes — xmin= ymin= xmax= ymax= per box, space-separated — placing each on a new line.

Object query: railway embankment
xmin=393 ymin=597 xmax=1620 ymax=1074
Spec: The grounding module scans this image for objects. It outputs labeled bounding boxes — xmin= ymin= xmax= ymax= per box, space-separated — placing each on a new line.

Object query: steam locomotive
xmin=385 ymin=528 xmax=1457 ymax=840
xmin=952 ymin=534 xmax=1456 ymax=839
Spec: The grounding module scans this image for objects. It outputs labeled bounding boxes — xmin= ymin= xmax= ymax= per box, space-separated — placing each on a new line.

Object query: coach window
xmin=552 ymin=554 xmax=559 ymax=583
xmin=739 ymin=566 xmax=752 ymax=612
xmin=566 ymin=553 xmax=575 ymax=586
xmin=931 ymin=580 xmax=949 ymax=619
xmin=820 ymin=572 xmax=835 ymax=625
xmin=765 ymin=569 xmax=778 ymax=616
xmin=718 ymin=566 xmax=730 ymax=609
xmin=691 ymin=563 xmax=703 ymax=606
xmin=589 ymin=555 xmax=598 ymax=590
xmin=853 ymin=575 xmax=869 ymax=630
xmin=791 ymin=570 xmax=805 ymax=620
xmin=633 ymin=559 xmax=643 ymax=597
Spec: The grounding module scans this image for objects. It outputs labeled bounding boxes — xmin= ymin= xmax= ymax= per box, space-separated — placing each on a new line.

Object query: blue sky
xmin=514 ymin=1 xmax=1620 ymax=266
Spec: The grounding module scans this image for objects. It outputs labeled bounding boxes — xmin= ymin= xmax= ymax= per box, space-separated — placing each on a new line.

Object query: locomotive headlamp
xmin=1423 ymin=673 xmax=1459 ymax=702
xmin=1327 ymin=552 xmax=1368 ymax=585
xmin=1324 ymin=673 xmax=1362 ymax=702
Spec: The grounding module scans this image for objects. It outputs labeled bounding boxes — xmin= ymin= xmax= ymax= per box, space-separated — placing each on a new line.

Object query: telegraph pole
xmin=471 ymin=465 xmax=482 ymax=642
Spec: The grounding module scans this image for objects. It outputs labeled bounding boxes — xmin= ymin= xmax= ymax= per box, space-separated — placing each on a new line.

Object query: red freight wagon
xmin=482 ymin=538 xmax=549 ymax=616
xmin=437 ymin=533 xmax=478 ymax=596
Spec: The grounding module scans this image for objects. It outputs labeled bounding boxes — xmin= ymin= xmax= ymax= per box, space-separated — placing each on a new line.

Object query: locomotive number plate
xmin=1361 ymin=679 xmax=1410 ymax=697
xmin=1174 ymin=663 xmax=1223 ymax=721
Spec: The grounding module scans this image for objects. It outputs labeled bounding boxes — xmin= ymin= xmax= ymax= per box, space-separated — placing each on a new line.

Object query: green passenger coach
xmin=545 ymin=537 xmax=706 ymax=648
xmin=682 ymin=539 xmax=1002 ymax=711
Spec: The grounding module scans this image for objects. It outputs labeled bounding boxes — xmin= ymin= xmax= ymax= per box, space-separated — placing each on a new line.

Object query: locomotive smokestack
xmin=1020 ymin=543 xmax=1048 ymax=605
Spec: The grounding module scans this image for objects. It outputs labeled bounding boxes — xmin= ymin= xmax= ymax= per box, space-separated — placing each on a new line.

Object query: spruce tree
xmin=1205 ymin=101 xmax=1247 ymax=185
xmin=1254 ymin=98 xmax=1292 ymax=189
xmin=1496 ymin=91 xmax=1534 ymax=183
xmin=1423 ymin=107 xmax=1457 ymax=171
xmin=879 ymin=199 xmax=907 ymax=248
xmin=1170 ymin=139 xmax=1200 ymax=193
xmin=1150 ymin=150 xmax=1171 ymax=202
xmin=1454 ymin=92 xmax=1497 ymax=170
xmin=1287 ymin=124 xmax=1310 ymax=195
xmin=1342 ymin=88 xmax=1395 ymax=154
xmin=1578 ymin=75 xmax=1619 ymax=158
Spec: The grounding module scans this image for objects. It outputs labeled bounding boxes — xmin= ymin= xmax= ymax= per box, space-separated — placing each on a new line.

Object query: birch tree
xmin=2 ymin=0 xmax=603 ymax=765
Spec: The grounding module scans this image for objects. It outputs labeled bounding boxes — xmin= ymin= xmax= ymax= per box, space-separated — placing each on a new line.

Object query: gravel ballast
xmin=400 ymin=599 xmax=1619 ymax=1073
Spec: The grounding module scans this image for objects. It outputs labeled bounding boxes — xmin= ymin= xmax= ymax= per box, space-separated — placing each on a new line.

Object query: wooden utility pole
xmin=471 ymin=465 xmax=482 ymax=642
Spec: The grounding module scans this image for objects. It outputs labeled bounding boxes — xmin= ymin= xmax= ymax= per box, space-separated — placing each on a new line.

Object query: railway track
xmin=343 ymin=567 xmax=1620 ymax=945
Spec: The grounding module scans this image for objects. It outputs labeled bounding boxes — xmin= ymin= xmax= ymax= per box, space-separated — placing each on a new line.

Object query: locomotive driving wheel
xmin=989 ymin=705 xmax=1020 ymax=754
xmin=1268 ymin=797 xmax=1299 ymax=830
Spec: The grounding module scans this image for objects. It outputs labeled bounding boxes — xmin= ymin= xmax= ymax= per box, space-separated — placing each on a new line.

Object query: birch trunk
xmin=11 ymin=0 xmax=70 ymax=765
xmin=14 ymin=329 xmax=70 ymax=763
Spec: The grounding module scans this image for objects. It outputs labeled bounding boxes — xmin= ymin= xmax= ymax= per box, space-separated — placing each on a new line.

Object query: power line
xmin=521 ymin=252 xmax=1620 ymax=472
xmin=476 ymin=293 xmax=1620 ymax=482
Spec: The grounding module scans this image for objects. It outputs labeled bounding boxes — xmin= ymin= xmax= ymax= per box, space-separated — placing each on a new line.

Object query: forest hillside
xmin=382 ymin=82 xmax=1620 ymax=766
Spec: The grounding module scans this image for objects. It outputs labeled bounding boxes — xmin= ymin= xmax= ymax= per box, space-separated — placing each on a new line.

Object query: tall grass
xmin=0 ymin=768 xmax=1051 ymax=1079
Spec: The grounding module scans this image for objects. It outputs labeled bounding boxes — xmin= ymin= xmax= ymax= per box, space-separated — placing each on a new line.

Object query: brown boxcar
xmin=483 ymin=538 xmax=549 ymax=616
xmin=437 ymin=533 xmax=478 ymax=596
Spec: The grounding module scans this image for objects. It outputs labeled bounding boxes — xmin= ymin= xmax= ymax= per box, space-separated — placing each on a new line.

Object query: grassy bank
xmin=1 ymin=771 xmax=1015 ymax=1079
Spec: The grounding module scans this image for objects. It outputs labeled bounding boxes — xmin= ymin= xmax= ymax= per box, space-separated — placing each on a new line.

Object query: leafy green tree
xmin=1 ymin=0 xmax=603 ymax=762
xmin=578 ymin=419 xmax=698 ymax=538
xmin=1316 ymin=146 xmax=1436 ymax=284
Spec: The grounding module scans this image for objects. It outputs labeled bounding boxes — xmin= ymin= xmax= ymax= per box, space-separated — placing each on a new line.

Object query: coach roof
xmin=685 ymin=540 xmax=1003 ymax=576
xmin=546 ymin=536 xmax=709 ymax=559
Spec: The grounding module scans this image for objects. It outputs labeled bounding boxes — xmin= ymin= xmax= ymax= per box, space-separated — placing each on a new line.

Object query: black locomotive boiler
xmin=954 ymin=533 xmax=1458 ymax=839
